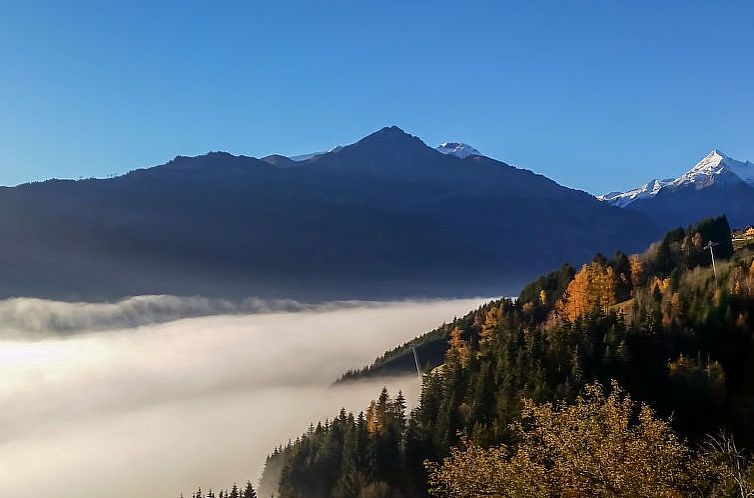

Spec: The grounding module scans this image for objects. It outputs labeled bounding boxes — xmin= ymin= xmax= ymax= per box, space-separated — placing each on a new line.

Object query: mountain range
xmin=600 ymin=149 xmax=754 ymax=228
xmin=0 ymin=126 xmax=661 ymax=301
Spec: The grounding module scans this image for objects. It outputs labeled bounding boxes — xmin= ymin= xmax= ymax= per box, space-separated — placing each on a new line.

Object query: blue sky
xmin=0 ymin=1 xmax=752 ymax=193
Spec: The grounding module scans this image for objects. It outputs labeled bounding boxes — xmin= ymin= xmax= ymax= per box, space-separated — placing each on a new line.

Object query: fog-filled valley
xmin=4 ymin=2 xmax=754 ymax=495
xmin=0 ymin=297 xmax=489 ymax=498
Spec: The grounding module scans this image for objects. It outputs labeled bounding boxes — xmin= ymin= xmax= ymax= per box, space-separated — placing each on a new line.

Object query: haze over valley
xmin=0 ymin=297 xmax=487 ymax=498
xmin=2 ymin=2 xmax=754 ymax=497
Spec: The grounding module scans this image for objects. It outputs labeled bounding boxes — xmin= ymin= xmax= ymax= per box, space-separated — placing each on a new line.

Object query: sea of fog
xmin=0 ymin=296 xmax=490 ymax=498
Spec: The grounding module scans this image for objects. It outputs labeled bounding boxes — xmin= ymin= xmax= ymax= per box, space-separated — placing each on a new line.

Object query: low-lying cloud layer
xmin=0 ymin=295 xmax=406 ymax=339
xmin=0 ymin=297 xmax=489 ymax=498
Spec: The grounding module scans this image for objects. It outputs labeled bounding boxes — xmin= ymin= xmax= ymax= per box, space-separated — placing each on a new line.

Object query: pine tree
xmin=394 ymin=391 xmax=407 ymax=431
xmin=242 ymin=480 xmax=257 ymax=498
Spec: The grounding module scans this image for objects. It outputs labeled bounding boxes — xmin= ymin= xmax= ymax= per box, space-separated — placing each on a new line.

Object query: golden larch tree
xmin=446 ymin=327 xmax=469 ymax=368
xmin=479 ymin=305 xmax=503 ymax=351
xmin=629 ymin=255 xmax=644 ymax=290
xmin=365 ymin=400 xmax=381 ymax=434
xmin=556 ymin=263 xmax=617 ymax=321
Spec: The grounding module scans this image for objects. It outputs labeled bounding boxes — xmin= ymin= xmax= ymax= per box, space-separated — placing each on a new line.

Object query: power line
xmin=412 ymin=346 xmax=422 ymax=379
xmin=704 ymin=241 xmax=720 ymax=288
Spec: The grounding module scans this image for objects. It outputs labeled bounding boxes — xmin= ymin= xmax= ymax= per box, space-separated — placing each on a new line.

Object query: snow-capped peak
xmin=671 ymin=149 xmax=754 ymax=188
xmin=436 ymin=142 xmax=481 ymax=159
xmin=599 ymin=149 xmax=754 ymax=207
xmin=598 ymin=178 xmax=673 ymax=207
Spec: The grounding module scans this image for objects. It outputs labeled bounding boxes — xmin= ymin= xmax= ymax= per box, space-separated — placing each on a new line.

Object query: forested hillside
xmin=336 ymin=301 xmax=504 ymax=383
xmin=258 ymin=215 xmax=754 ymax=497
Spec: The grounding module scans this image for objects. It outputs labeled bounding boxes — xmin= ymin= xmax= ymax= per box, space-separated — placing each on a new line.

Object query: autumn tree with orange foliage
xmin=629 ymin=254 xmax=645 ymax=290
xmin=479 ymin=304 xmax=503 ymax=352
xmin=556 ymin=262 xmax=617 ymax=321
xmin=729 ymin=258 xmax=754 ymax=297
xmin=427 ymin=382 xmax=705 ymax=498
xmin=446 ymin=326 xmax=469 ymax=368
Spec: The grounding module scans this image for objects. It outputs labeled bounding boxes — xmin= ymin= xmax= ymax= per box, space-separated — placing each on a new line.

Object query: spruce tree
xmin=242 ymin=481 xmax=257 ymax=498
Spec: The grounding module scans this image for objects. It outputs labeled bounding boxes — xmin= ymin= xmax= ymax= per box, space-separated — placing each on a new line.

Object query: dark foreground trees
xmin=428 ymin=381 xmax=754 ymax=497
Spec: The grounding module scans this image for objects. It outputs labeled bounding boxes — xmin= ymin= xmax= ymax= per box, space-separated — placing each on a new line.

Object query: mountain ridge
xmin=0 ymin=126 xmax=661 ymax=301
xmin=599 ymin=149 xmax=754 ymax=228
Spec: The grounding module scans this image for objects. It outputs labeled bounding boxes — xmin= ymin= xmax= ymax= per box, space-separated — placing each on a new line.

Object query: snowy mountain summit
xmin=600 ymin=149 xmax=754 ymax=207
xmin=436 ymin=142 xmax=481 ymax=159
xmin=672 ymin=149 xmax=754 ymax=188
xmin=599 ymin=178 xmax=674 ymax=208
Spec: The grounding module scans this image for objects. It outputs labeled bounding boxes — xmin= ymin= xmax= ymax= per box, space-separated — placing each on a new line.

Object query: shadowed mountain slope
xmin=0 ymin=127 xmax=661 ymax=300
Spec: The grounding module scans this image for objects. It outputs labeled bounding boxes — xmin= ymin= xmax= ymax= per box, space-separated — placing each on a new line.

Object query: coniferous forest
xmin=196 ymin=215 xmax=754 ymax=497
xmin=181 ymin=482 xmax=257 ymax=498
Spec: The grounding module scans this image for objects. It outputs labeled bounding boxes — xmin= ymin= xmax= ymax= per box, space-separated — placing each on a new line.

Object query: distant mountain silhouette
xmin=0 ymin=127 xmax=662 ymax=300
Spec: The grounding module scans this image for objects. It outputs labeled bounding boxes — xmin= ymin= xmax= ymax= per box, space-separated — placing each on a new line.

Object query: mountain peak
xmin=350 ymin=126 xmax=429 ymax=152
xmin=600 ymin=149 xmax=754 ymax=208
xmin=598 ymin=177 xmax=673 ymax=207
xmin=436 ymin=142 xmax=481 ymax=159
xmin=383 ymin=125 xmax=407 ymax=134
xmin=358 ymin=125 xmax=413 ymax=141
xmin=674 ymin=149 xmax=754 ymax=188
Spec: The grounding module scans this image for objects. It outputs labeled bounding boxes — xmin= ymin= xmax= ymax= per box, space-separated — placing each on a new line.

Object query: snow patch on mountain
xmin=436 ymin=142 xmax=481 ymax=159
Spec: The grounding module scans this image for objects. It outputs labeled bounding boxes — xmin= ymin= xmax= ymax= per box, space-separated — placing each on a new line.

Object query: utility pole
xmin=412 ymin=346 xmax=422 ymax=379
xmin=704 ymin=241 xmax=720 ymax=288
